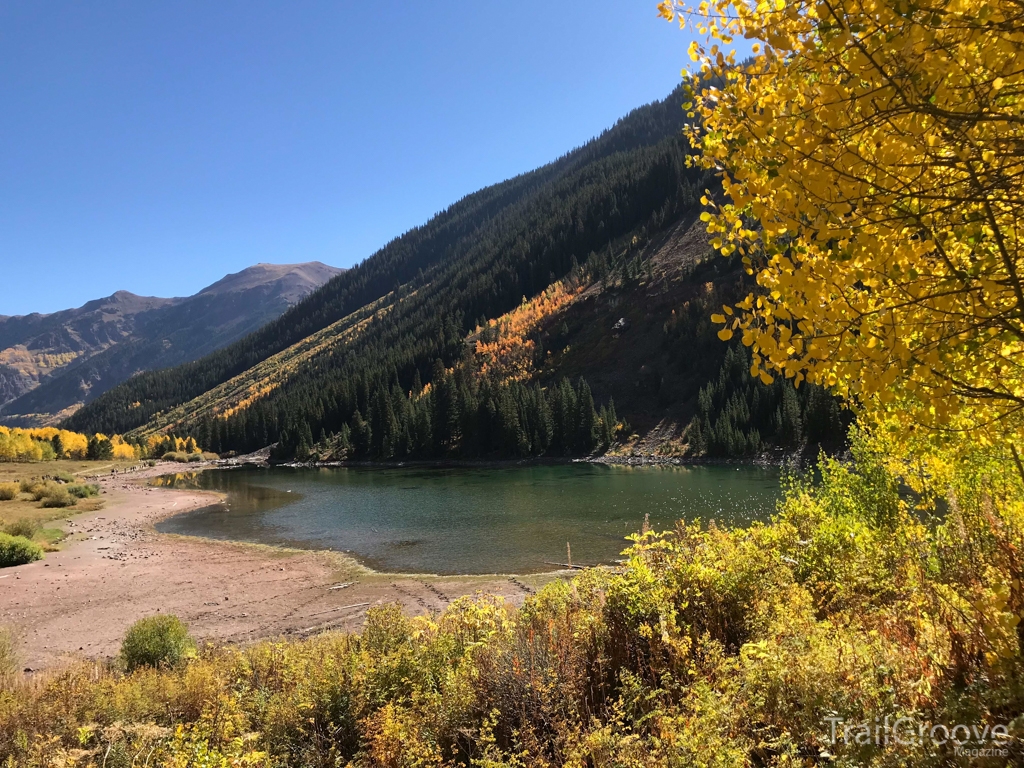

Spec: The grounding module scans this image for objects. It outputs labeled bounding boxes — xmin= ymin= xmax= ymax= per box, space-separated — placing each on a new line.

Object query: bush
xmin=161 ymin=451 xmax=210 ymax=463
xmin=0 ymin=533 xmax=43 ymax=567
xmin=121 ymin=615 xmax=195 ymax=672
xmin=0 ymin=483 xmax=17 ymax=501
xmin=40 ymin=487 xmax=75 ymax=508
xmin=28 ymin=481 xmax=61 ymax=502
xmin=67 ymin=483 xmax=99 ymax=499
xmin=19 ymin=479 xmax=40 ymax=496
xmin=163 ymin=451 xmax=205 ymax=463
xmin=3 ymin=519 xmax=39 ymax=539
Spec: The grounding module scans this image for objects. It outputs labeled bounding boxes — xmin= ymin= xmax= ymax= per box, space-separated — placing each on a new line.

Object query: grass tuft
xmin=0 ymin=627 xmax=16 ymax=685
xmin=3 ymin=518 xmax=40 ymax=539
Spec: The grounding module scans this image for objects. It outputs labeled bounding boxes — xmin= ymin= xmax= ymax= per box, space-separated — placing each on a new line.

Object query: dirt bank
xmin=0 ymin=464 xmax=559 ymax=670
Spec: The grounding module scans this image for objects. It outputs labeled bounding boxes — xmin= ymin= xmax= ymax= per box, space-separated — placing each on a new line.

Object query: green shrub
xmin=0 ymin=533 xmax=43 ymax=567
xmin=121 ymin=615 xmax=195 ymax=672
xmin=3 ymin=518 xmax=40 ymax=539
xmin=67 ymin=483 xmax=99 ymax=499
xmin=40 ymin=487 xmax=75 ymax=508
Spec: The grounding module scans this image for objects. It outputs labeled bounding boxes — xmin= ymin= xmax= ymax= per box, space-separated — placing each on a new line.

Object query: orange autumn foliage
xmin=473 ymin=281 xmax=583 ymax=383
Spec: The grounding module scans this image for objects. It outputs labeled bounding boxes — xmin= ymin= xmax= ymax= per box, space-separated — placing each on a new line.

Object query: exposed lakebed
xmin=154 ymin=464 xmax=783 ymax=574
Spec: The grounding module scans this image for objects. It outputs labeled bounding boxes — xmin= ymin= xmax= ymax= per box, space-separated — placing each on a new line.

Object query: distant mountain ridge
xmin=0 ymin=262 xmax=343 ymax=426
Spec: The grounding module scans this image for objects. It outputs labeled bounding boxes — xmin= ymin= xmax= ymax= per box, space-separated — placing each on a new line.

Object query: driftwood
xmin=542 ymin=561 xmax=588 ymax=570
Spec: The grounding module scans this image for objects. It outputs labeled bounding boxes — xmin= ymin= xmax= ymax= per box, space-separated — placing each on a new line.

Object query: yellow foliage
xmin=57 ymin=431 xmax=89 ymax=460
xmin=146 ymin=434 xmax=166 ymax=456
xmin=109 ymin=434 xmax=139 ymax=460
xmin=473 ymin=280 xmax=583 ymax=382
xmin=219 ymin=382 xmax=280 ymax=420
xmin=36 ymin=352 xmax=79 ymax=369
xmin=0 ymin=425 xmax=139 ymax=461
xmin=664 ymin=0 xmax=1024 ymax=448
xmin=0 ymin=427 xmax=46 ymax=462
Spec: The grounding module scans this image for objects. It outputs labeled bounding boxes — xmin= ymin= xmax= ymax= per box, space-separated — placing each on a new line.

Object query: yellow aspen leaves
xmin=661 ymin=0 xmax=1024 ymax=448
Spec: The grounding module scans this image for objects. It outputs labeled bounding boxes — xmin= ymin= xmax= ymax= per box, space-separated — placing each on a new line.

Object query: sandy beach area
xmin=1 ymin=464 xmax=557 ymax=670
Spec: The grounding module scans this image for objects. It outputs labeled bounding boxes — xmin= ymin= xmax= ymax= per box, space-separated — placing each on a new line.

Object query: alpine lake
xmin=154 ymin=463 xmax=783 ymax=575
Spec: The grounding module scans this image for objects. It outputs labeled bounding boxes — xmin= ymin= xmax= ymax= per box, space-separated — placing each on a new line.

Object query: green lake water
xmin=154 ymin=464 xmax=782 ymax=574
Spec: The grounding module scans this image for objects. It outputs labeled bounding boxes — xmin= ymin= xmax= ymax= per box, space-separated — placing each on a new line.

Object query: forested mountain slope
xmin=64 ymin=85 xmax=702 ymax=436
xmin=0 ymin=262 xmax=341 ymax=426
xmin=66 ymin=85 xmax=847 ymax=459
xmin=484 ymin=214 xmax=849 ymax=459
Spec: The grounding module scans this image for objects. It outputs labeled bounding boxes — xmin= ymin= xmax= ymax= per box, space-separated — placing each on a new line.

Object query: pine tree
xmin=337 ymin=423 xmax=352 ymax=457
xmin=779 ymin=386 xmax=802 ymax=448
xmin=575 ymin=379 xmax=599 ymax=453
xmin=350 ymin=410 xmax=372 ymax=457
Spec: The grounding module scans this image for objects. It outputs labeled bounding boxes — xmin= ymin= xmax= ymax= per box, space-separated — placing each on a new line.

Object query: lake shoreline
xmin=0 ymin=462 xmax=560 ymax=671
xmin=0 ymin=456 xmax=782 ymax=668
xmin=239 ymin=448 xmax=803 ymax=471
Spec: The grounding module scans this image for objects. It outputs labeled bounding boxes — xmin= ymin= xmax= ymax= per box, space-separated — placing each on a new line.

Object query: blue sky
xmin=1 ymin=2 xmax=692 ymax=316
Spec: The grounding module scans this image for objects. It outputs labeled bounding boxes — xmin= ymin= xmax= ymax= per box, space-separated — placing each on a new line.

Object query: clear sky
xmin=1 ymin=2 xmax=692 ymax=316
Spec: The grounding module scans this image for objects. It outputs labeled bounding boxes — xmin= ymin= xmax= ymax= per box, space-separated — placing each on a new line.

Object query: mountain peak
xmin=78 ymin=290 xmax=177 ymax=316
xmin=196 ymin=262 xmax=344 ymax=298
